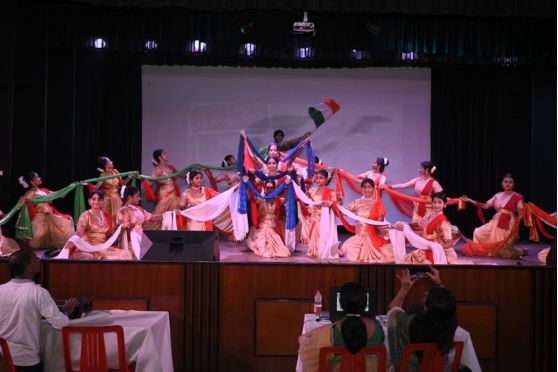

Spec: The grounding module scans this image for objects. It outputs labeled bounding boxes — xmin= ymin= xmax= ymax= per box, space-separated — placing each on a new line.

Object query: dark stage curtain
xmin=61 ymin=0 xmax=556 ymax=18
xmin=430 ymin=66 xmax=556 ymax=237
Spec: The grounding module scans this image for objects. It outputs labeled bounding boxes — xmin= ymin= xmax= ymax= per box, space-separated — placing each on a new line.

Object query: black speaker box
xmin=142 ymin=230 xmax=219 ymax=262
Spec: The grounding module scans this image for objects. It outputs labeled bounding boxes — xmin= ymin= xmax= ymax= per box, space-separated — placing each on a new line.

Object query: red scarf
xmin=416 ymin=178 xmax=436 ymax=217
xmin=497 ymin=193 xmax=522 ymax=229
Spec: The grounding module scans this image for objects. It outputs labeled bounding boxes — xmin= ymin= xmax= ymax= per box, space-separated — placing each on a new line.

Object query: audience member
xmin=0 ymin=249 xmax=77 ymax=372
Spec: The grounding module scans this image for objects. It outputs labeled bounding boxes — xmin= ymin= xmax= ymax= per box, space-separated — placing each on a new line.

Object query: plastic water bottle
xmin=313 ymin=290 xmax=322 ymax=320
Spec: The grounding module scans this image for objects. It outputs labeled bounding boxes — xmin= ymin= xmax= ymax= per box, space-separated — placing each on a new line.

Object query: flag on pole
xmin=308 ymin=99 xmax=340 ymax=127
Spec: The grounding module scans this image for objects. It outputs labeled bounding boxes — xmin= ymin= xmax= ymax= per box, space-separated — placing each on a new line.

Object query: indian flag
xmin=308 ymin=99 xmax=340 ymax=127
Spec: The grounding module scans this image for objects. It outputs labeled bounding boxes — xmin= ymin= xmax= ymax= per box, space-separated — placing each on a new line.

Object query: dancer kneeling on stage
xmin=404 ymin=192 xmax=466 ymax=265
xmin=387 ymin=267 xmax=458 ymax=371
xmin=298 ymin=282 xmax=385 ymax=372
xmin=339 ymin=178 xmax=398 ymax=263
xmin=179 ymin=170 xmax=219 ymax=231
xmin=460 ymin=173 xmax=525 ymax=259
xmin=244 ymin=176 xmax=291 ymax=258
xmin=117 ymin=186 xmax=162 ymax=247
xmin=67 ymin=191 xmax=131 ymax=260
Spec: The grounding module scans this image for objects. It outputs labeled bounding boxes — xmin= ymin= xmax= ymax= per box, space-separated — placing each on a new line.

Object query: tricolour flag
xmin=308 ymin=99 xmax=340 ymax=127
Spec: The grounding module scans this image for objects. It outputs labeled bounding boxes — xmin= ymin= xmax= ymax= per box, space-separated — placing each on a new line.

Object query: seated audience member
xmin=387 ymin=267 xmax=458 ymax=371
xmin=0 ymin=249 xmax=76 ymax=371
xmin=298 ymin=282 xmax=384 ymax=372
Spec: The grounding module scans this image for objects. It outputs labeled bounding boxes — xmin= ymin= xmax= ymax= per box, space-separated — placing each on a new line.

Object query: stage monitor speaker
xmin=142 ymin=230 xmax=219 ymax=262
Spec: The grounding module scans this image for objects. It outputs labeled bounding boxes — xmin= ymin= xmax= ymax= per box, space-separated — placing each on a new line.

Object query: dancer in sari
xmin=244 ymin=177 xmax=292 ymax=258
xmin=93 ymin=156 xmax=132 ymax=223
xmin=179 ymin=170 xmax=219 ymax=231
xmin=214 ymin=154 xmax=240 ymax=189
xmin=390 ymin=161 xmax=443 ymax=224
xmin=404 ymin=192 xmax=464 ymax=264
xmin=117 ymin=186 xmax=161 ymax=235
xmin=0 ymin=211 xmax=20 ymax=256
xmin=339 ymin=179 xmax=396 ymax=263
xmin=461 ymin=173 xmax=524 ymax=258
xmin=69 ymin=191 xmax=132 ymax=260
xmin=306 ymin=170 xmax=339 ymax=258
xmin=144 ymin=149 xmax=182 ymax=229
xmin=17 ymin=172 xmax=74 ymax=249
xmin=357 ymin=157 xmax=389 ymax=187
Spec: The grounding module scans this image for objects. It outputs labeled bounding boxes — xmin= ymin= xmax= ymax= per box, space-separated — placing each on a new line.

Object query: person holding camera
xmin=0 ymin=249 xmax=77 ymax=371
xmin=387 ymin=267 xmax=458 ymax=372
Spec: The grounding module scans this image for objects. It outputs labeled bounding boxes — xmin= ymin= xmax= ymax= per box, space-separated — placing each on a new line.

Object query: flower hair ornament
xmin=152 ymin=158 xmax=159 ymax=166
xmin=431 ymin=165 xmax=437 ymax=174
xmin=120 ymin=185 xmax=127 ymax=199
xmin=97 ymin=167 xmax=105 ymax=173
xmin=383 ymin=157 xmax=389 ymax=166
xmin=185 ymin=171 xmax=191 ymax=185
xmin=18 ymin=176 xmax=29 ymax=189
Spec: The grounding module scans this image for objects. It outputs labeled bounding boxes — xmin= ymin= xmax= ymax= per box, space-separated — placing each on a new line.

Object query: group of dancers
xmin=0 ymin=129 xmax=549 ymax=264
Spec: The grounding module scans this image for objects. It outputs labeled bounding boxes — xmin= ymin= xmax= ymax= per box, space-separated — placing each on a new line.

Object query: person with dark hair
xmin=460 ymin=173 xmax=525 ymax=258
xmin=357 ymin=157 xmax=390 ymax=187
xmin=179 ymin=170 xmax=219 ymax=231
xmin=117 ymin=186 xmax=162 ymax=252
xmin=0 ymin=249 xmax=77 ymax=371
xmin=389 ymin=161 xmax=443 ymax=224
xmin=273 ymin=129 xmax=312 ymax=152
xmin=145 ymin=149 xmax=182 ymax=229
xmin=306 ymin=170 xmax=339 ymax=258
xmin=298 ymin=282 xmax=384 ymax=371
xmin=68 ymin=191 xmax=131 ymax=259
xmin=16 ymin=171 xmax=74 ymax=250
xmin=340 ymin=179 xmax=399 ymax=263
xmin=214 ymin=154 xmax=240 ymax=189
xmin=244 ymin=176 xmax=292 ymax=258
xmin=404 ymin=192 xmax=470 ymax=265
xmin=92 ymin=156 xmax=132 ymax=223
xmin=388 ymin=267 xmax=458 ymax=371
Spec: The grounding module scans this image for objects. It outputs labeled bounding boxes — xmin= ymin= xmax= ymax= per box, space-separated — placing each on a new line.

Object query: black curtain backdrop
xmin=1 ymin=1 xmax=555 ymax=239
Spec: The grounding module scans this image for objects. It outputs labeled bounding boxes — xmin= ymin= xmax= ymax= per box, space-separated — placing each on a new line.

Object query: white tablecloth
xmin=296 ymin=314 xmax=481 ymax=372
xmin=40 ymin=310 xmax=174 ymax=372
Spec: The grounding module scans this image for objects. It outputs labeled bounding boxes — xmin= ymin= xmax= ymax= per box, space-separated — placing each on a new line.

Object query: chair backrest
xmin=400 ymin=341 xmax=465 ymax=372
xmin=0 ymin=338 xmax=16 ymax=372
xmin=318 ymin=345 xmax=387 ymax=372
xmin=62 ymin=325 xmax=129 ymax=372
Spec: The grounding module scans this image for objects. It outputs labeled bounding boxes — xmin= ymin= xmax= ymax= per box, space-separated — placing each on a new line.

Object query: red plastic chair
xmin=0 ymin=337 xmax=16 ymax=372
xmin=62 ymin=325 xmax=135 ymax=372
xmin=318 ymin=345 xmax=387 ymax=372
xmin=400 ymin=341 xmax=465 ymax=372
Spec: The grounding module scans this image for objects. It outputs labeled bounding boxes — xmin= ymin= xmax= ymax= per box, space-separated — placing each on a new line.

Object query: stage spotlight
xmin=296 ymin=47 xmax=314 ymax=59
xmin=188 ymin=40 xmax=207 ymax=54
xmin=365 ymin=22 xmax=381 ymax=36
xmin=351 ymin=49 xmax=367 ymax=61
xmin=91 ymin=37 xmax=107 ymax=49
xmin=240 ymin=43 xmax=256 ymax=57
xmin=401 ymin=51 xmax=418 ymax=61
xmin=240 ymin=22 xmax=254 ymax=35
xmin=145 ymin=40 xmax=158 ymax=50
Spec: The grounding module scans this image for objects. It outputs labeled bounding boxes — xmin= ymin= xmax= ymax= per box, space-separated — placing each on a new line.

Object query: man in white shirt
xmin=0 ymin=249 xmax=76 ymax=371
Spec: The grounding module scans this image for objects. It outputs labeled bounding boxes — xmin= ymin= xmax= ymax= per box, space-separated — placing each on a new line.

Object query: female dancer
xmin=306 ymin=170 xmax=339 ymax=258
xmin=214 ymin=154 xmax=240 ymax=189
xmin=179 ymin=170 xmax=219 ymax=231
xmin=0 ymin=211 xmax=20 ymax=256
xmin=144 ymin=149 xmax=182 ymax=229
xmin=357 ymin=157 xmax=389 ymax=187
xmin=117 ymin=186 xmax=161 ymax=234
xmin=461 ymin=173 xmax=524 ymax=258
xmin=93 ymin=156 xmax=132 ymax=222
xmin=390 ymin=161 xmax=443 ymax=224
xmin=244 ymin=176 xmax=292 ymax=258
xmin=69 ymin=191 xmax=131 ymax=259
xmin=404 ymin=192 xmax=462 ymax=264
xmin=339 ymin=178 xmax=396 ymax=263
xmin=17 ymin=171 xmax=74 ymax=249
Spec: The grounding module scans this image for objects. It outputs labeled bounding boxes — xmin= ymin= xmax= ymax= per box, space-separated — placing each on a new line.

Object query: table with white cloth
xmin=40 ymin=310 xmax=174 ymax=372
xmin=296 ymin=313 xmax=481 ymax=372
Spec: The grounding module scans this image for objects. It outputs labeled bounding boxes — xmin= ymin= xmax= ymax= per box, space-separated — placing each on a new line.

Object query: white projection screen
xmin=142 ymin=66 xmax=431 ymax=221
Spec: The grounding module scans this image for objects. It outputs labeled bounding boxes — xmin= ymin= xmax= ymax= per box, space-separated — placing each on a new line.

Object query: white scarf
xmin=56 ymin=225 xmax=128 ymax=259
